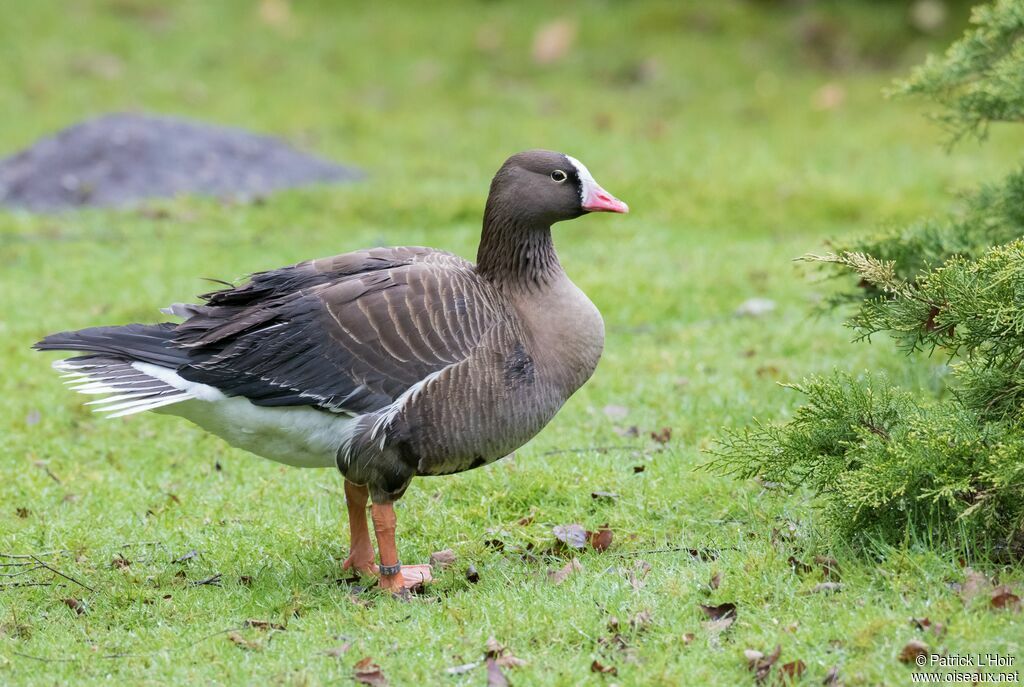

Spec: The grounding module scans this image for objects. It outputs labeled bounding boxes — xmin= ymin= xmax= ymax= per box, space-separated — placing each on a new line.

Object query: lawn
xmin=1 ymin=1 xmax=1022 ymax=685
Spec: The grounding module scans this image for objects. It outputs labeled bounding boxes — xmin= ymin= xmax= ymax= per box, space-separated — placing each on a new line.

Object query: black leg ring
xmin=379 ymin=561 xmax=401 ymax=577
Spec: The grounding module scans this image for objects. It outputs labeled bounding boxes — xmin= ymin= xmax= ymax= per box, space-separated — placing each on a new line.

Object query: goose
xmin=35 ymin=150 xmax=628 ymax=593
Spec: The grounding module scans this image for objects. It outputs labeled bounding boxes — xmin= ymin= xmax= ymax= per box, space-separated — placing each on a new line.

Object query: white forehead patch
xmin=565 ymin=155 xmax=596 ymax=202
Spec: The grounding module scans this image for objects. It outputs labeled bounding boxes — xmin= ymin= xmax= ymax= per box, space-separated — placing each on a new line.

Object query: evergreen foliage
xmin=710 ymin=1 xmax=1024 ymax=554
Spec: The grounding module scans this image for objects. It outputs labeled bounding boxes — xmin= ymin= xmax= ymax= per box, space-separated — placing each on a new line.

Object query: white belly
xmin=158 ymin=397 xmax=356 ymax=468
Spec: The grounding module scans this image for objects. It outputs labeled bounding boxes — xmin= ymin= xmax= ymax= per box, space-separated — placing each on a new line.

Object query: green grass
xmin=1 ymin=1 xmax=1022 ymax=685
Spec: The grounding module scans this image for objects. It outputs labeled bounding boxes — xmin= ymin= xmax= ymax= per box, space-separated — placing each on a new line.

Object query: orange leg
xmin=370 ymin=502 xmax=433 ymax=593
xmin=342 ymin=481 xmax=378 ymax=576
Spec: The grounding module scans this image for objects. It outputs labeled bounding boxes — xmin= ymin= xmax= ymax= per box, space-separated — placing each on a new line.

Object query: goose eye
xmin=551 ymin=170 xmax=567 ymax=183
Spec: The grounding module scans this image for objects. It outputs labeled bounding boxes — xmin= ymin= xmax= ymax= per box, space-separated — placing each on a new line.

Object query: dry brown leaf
xmin=960 ymin=568 xmax=991 ymax=604
xmin=516 ymin=513 xmax=535 ymax=526
xmin=898 ymin=639 xmax=928 ymax=664
xmin=815 ymin=555 xmax=841 ymax=581
xmin=682 ymin=632 xmax=695 ymax=645
xmin=650 ymin=427 xmax=672 ymax=444
xmin=699 ymin=602 xmax=737 ymax=621
xmin=779 ymin=659 xmax=806 ymax=681
xmin=591 ymin=659 xmax=618 ymax=675
xmin=354 ymin=657 xmax=388 ymax=686
xmin=486 ymin=657 xmax=509 ymax=687
xmin=549 ymin=558 xmax=582 ymax=585
xmin=484 ymin=636 xmax=504 ymax=658
xmin=532 ymin=19 xmax=576 ymax=65
xmin=745 ymin=644 xmax=781 ymax=683
xmin=553 ymin=524 xmax=587 ymax=549
xmin=991 ymin=585 xmax=1022 ymax=612
xmin=709 ymin=571 xmax=721 ymax=590
xmin=429 ymin=549 xmax=457 ymax=569
xmin=227 ymin=631 xmax=261 ymax=650
xmin=63 ymin=598 xmax=86 ymax=615
xmin=111 ymin=554 xmax=131 ymax=570
xmin=788 ymin=556 xmax=813 ymax=575
xmin=630 ymin=610 xmax=653 ymax=632
xmin=590 ymin=525 xmax=613 ymax=553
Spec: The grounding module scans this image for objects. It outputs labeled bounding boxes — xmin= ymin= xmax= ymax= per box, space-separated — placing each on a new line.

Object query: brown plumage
xmin=35 ymin=149 xmax=628 ymax=591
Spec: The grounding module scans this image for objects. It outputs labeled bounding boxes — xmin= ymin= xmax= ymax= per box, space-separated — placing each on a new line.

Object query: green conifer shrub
xmin=709 ymin=1 xmax=1024 ymax=556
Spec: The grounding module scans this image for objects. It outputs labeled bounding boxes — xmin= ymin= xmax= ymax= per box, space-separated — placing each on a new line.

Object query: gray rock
xmin=0 ymin=112 xmax=362 ymax=212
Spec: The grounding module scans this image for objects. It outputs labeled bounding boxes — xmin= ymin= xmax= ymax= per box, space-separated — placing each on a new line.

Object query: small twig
xmin=33 ymin=461 xmax=62 ymax=484
xmin=0 ymin=550 xmax=68 ymax=559
xmin=192 ymin=573 xmax=222 ymax=586
xmin=0 ymin=565 xmax=44 ymax=578
xmin=30 ymin=555 xmax=95 ymax=593
xmin=539 ymin=445 xmax=644 ymax=457
xmin=0 ymin=581 xmax=66 ymax=590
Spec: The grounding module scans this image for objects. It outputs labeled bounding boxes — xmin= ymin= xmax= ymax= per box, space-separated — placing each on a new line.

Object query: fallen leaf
xmin=111 ymin=554 xmax=131 ymax=570
xmin=245 ymin=619 xmax=286 ymax=631
xmin=959 ymin=568 xmax=990 ymax=604
xmin=627 ymin=560 xmax=651 ymax=591
xmin=590 ymin=525 xmax=613 ymax=553
xmin=815 ymin=555 xmax=841 ymax=581
xmin=630 ymin=610 xmax=652 ymax=632
xmin=63 ymin=598 xmax=86 ymax=615
xmin=484 ymin=636 xmax=504 ymax=658
xmin=591 ymin=659 xmax=618 ymax=675
xmin=745 ymin=644 xmax=781 ymax=683
xmin=517 ymin=511 xmax=535 ymax=526
xmin=590 ymin=491 xmax=619 ymax=501
xmin=354 ymin=656 xmax=388 ymax=686
xmin=779 ymin=659 xmax=806 ymax=681
xmin=496 ymin=654 xmax=527 ymax=669
xmin=682 ymin=632 xmax=695 ymax=645
xmin=898 ymin=639 xmax=928 ymax=663
xmin=324 ymin=643 xmax=351 ymax=657
xmin=486 ymin=657 xmax=509 ymax=687
xmin=603 ymin=404 xmax=629 ymax=421
xmin=699 ymin=603 xmax=737 ymax=621
xmin=227 ymin=631 xmax=261 ymax=650
xmin=466 ymin=565 xmax=480 ymax=584
xmin=709 ymin=571 xmax=721 ymax=590
xmin=15 ymin=507 xmax=30 ymax=519
xmin=991 ymin=585 xmax=1022 ymax=612
xmin=429 ymin=549 xmax=457 ymax=569
xmin=650 ymin=427 xmax=672 ymax=444
xmin=553 ymin=524 xmax=588 ymax=549
xmin=549 ymin=558 xmax=582 ymax=585
xmin=788 ymin=556 xmax=813 ymax=575
xmin=532 ymin=18 xmax=576 ymax=65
